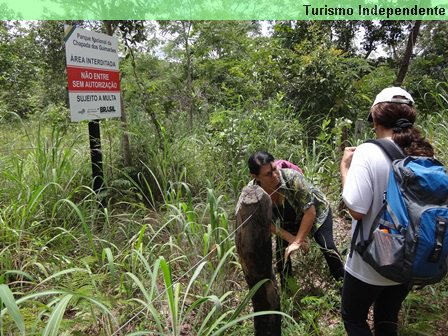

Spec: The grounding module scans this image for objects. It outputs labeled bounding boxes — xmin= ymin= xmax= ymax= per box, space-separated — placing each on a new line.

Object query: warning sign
xmin=67 ymin=67 xmax=120 ymax=91
xmin=64 ymin=26 xmax=121 ymax=122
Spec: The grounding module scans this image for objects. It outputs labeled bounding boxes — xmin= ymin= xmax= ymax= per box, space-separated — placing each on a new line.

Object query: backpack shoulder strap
xmin=350 ymin=219 xmax=371 ymax=257
xmin=349 ymin=220 xmax=362 ymax=257
xmin=365 ymin=139 xmax=405 ymax=161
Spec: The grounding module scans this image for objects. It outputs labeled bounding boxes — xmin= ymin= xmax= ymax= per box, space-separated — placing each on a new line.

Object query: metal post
xmin=88 ymin=120 xmax=104 ymax=195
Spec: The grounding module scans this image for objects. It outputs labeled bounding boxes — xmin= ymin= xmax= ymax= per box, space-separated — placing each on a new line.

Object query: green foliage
xmin=356 ymin=65 xmax=397 ymax=110
xmin=0 ymin=284 xmax=25 ymax=335
xmin=419 ymin=82 xmax=448 ymax=164
xmin=272 ymin=21 xmax=373 ymax=125
xmin=2 ymin=88 xmax=448 ymax=335
xmin=205 ymin=95 xmax=306 ymax=193
xmin=0 ymin=21 xmax=43 ymax=118
xmin=1 ymin=20 xmax=448 ymax=336
xmin=34 ymin=21 xmax=72 ymax=108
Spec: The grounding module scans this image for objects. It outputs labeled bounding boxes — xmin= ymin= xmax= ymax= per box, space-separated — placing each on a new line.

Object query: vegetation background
xmin=1 ymin=20 xmax=448 ymax=335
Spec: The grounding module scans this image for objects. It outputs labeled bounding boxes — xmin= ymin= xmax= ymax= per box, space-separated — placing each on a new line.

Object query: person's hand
xmin=284 ymin=240 xmax=310 ymax=259
xmin=341 ymin=146 xmax=357 ymax=170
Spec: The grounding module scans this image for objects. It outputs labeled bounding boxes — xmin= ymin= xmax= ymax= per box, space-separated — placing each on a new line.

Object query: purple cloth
xmin=274 ymin=160 xmax=302 ymax=174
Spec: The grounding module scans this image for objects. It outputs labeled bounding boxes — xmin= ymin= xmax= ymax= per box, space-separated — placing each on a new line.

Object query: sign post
xmin=64 ymin=26 xmax=121 ymax=196
xmin=88 ymin=120 xmax=103 ymax=193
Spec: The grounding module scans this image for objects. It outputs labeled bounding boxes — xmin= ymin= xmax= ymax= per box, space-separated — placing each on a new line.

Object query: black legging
xmin=341 ymin=272 xmax=411 ymax=336
xmin=275 ymin=209 xmax=344 ymax=284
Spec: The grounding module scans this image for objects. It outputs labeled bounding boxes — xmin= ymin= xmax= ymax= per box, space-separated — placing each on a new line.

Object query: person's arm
xmin=271 ymin=223 xmax=295 ymax=244
xmin=284 ymin=205 xmax=315 ymax=258
xmin=293 ymin=205 xmax=315 ymax=244
xmin=347 ymin=209 xmax=363 ymax=221
xmin=340 ymin=146 xmax=365 ymax=221
xmin=340 ymin=146 xmax=356 ymax=188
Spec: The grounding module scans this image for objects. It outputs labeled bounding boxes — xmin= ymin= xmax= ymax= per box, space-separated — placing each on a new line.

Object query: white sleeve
xmin=342 ymin=144 xmax=375 ymax=215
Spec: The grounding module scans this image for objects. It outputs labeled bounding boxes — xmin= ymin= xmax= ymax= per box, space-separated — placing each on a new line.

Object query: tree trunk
xmin=395 ymin=21 xmax=421 ymax=86
xmin=120 ymin=93 xmax=132 ymax=166
xmin=182 ymin=21 xmax=194 ymax=129
xmin=235 ymin=185 xmax=281 ymax=336
xmin=363 ymin=40 xmax=374 ymax=59
xmin=103 ymin=20 xmax=132 ymax=167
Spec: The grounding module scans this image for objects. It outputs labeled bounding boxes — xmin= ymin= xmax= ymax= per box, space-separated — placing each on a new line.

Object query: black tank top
xmin=273 ymin=200 xmax=299 ymax=235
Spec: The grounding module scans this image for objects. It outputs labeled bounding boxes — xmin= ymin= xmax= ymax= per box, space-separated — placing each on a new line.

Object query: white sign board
xmin=64 ymin=26 xmax=121 ymax=122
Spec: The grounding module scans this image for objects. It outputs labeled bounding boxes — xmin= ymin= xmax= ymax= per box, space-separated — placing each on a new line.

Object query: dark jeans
xmin=341 ymin=272 xmax=411 ymax=336
xmin=275 ymin=209 xmax=345 ymax=283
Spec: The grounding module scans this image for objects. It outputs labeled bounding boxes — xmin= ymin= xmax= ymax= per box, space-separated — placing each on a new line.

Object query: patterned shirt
xmin=280 ymin=168 xmax=329 ymax=229
xmin=250 ymin=168 xmax=329 ymax=234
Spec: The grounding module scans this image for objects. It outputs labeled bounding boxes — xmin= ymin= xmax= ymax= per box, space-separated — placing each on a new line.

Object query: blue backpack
xmin=352 ymin=139 xmax=448 ymax=286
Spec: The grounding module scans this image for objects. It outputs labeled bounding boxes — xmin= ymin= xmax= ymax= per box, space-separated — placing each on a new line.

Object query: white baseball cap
xmin=368 ymin=87 xmax=414 ymax=122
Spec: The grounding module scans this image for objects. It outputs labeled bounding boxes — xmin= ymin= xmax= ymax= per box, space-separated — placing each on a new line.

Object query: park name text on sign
xmin=64 ymin=26 xmax=121 ymax=122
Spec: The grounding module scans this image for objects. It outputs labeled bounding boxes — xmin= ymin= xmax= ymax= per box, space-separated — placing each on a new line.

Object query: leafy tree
xmin=399 ymin=22 xmax=448 ymax=114
xmin=0 ymin=21 xmax=42 ymax=117
xmin=416 ymin=21 xmax=448 ymax=78
xmin=159 ymin=20 xmax=197 ymax=127
xmin=272 ymin=21 xmax=371 ymax=128
xmin=159 ymin=21 xmax=262 ymax=122
xmin=273 ymin=21 xmax=332 ymax=50
xmin=35 ymin=21 xmax=82 ymax=108
xmin=331 ymin=21 xmax=361 ymax=55
xmin=101 ymin=20 xmax=149 ymax=167
xmin=360 ymin=21 xmax=407 ymax=59
xmin=192 ymin=21 xmax=262 ymax=110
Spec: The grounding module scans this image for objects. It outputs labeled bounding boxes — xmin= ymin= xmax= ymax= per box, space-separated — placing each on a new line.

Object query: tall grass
xmin=0 ymin=119 xmax=276 ymax=334
xmin=1 ymin=83 xmax=448 ymax=335
xmin=421 ymin=82 xmax=448 ymax=164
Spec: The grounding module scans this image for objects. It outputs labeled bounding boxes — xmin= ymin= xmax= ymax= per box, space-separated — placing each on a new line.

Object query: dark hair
xmin=371 ymin=99 xmax=434 ymax=157
xmin=248 ymin=151 xmax=275 ymax=175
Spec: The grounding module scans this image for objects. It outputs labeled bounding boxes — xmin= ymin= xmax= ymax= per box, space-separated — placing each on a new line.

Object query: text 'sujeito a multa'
xmin=303 ymin=4 xmax=446 ymax=18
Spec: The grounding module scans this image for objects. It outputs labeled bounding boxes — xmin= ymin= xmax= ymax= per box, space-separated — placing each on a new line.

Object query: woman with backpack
xmin=247 ymin=151 xmax=345 ymax=286
xmin=340 ymin=87 xmax=435 ymax=336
